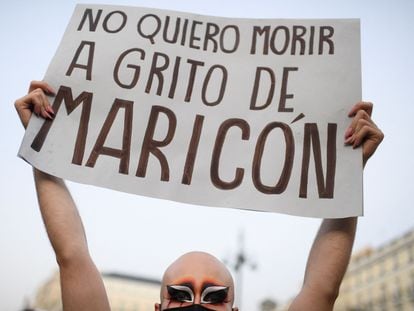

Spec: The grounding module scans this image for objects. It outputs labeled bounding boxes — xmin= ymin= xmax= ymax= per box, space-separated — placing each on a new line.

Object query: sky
xmin=1 ymin=0 xmax=413 ymax=310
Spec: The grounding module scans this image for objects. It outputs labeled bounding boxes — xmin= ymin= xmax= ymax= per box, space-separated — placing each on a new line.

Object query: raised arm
xmin=289 ymin=102 xmax=384 ymax=311
xmin=15 ymin=81 xmax=110 ymax=311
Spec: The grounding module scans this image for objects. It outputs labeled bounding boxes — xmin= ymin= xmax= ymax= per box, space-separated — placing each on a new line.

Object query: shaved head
xmin=155 ymin=251 xmax=237 ymax=310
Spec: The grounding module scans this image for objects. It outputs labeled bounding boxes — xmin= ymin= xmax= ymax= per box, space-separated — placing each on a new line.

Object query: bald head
xmin=156 ymin=251 xmax=237 ymax=310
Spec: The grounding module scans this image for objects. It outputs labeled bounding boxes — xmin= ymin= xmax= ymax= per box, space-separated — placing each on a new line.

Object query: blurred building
xmin=275 ymin=229 xmax=414 ymax=311
xmin=28 ymin=271 xmax=161 ymax=311
xmin=274 ymin=298 xmax=293 ymax=311
xmin=335 ymin=228 xmax=414 ymax=311
xmin=260 ymin=298 xmax=278 ymax=311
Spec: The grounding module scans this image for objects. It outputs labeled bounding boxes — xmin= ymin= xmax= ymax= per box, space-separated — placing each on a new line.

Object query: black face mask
xmin=163 ymin=305 xmax=215 ymax=311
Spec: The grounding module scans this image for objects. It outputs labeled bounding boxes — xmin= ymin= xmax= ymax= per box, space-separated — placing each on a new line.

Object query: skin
xmin=15 ymin=81 xmax=383 ymax=311
xmin=156 ymin=251 xmax=237 ymax=310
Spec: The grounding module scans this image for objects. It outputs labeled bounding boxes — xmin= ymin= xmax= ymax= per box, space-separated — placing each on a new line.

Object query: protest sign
xmin=19 ymin=4 xmax=362 ymax=217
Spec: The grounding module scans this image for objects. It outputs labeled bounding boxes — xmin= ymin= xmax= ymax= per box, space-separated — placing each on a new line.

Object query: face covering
xmin=163 ymin=305 xmax=215 ymax=311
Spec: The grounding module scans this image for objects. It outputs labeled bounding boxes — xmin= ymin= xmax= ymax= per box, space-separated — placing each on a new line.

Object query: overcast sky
xmin=1 ymin=1 xmax=413 ymax=310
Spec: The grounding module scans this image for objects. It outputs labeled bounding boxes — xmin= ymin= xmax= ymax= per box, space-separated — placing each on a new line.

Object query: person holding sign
xmin=15 ymin=80 xmax=383 ymax=311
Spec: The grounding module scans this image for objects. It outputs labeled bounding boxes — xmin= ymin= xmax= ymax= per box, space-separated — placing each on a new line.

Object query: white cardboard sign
xmin=19 ymin=4 xmax=362 ymax=218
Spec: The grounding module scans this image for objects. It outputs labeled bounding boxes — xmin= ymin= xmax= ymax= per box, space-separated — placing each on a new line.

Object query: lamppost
xmin=225 ymin=230 xmax=256 ymax=309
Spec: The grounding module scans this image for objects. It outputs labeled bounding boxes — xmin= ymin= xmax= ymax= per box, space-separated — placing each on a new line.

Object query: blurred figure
xmin=15 ymin=81 xmax=383 ymax=311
